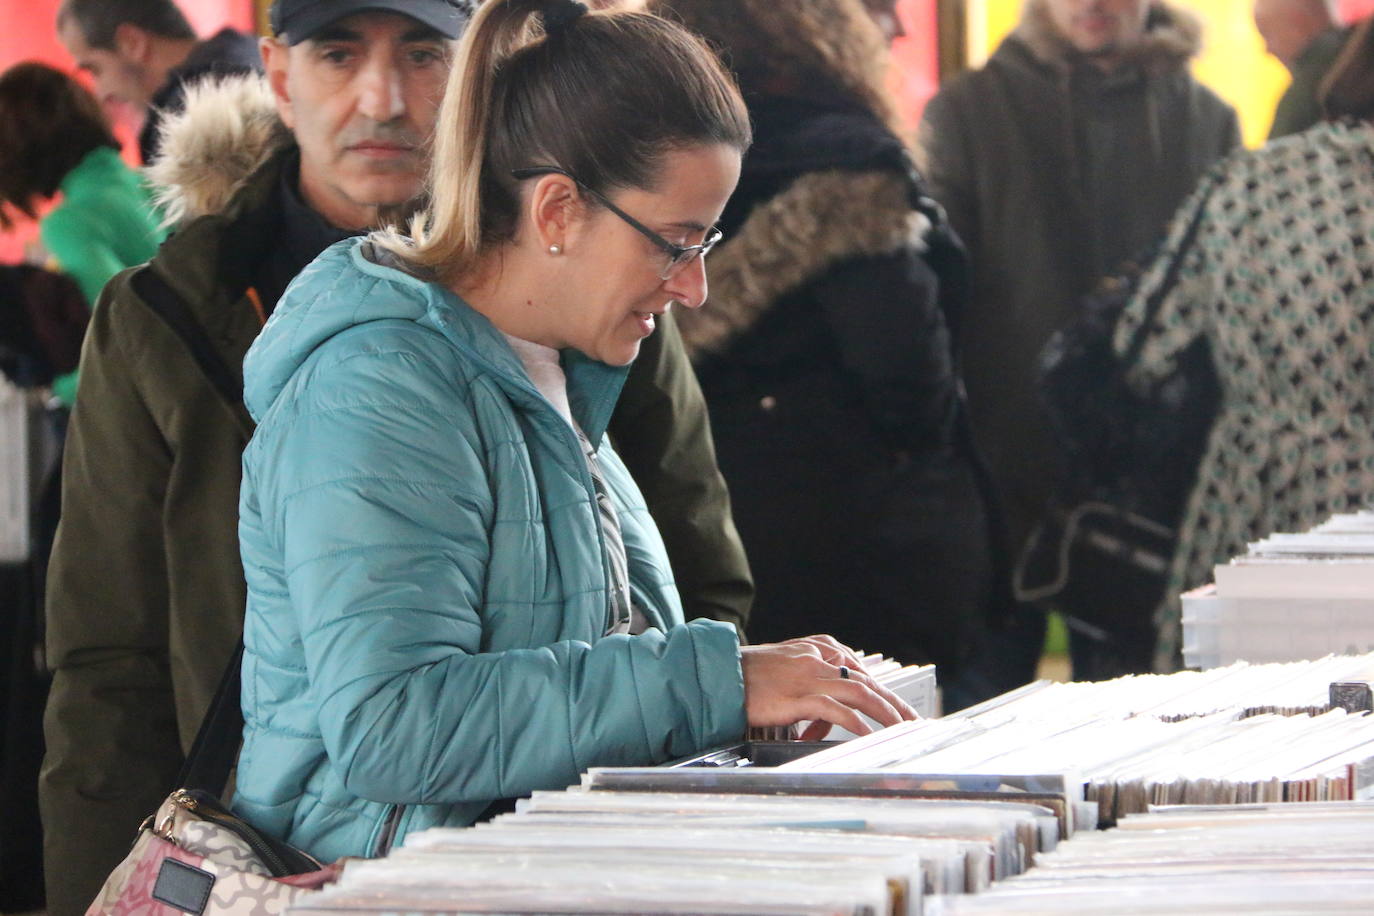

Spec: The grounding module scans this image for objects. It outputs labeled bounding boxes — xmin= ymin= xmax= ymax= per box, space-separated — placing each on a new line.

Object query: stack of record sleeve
xmin=927 ymin=802 xmax=1374 ymax=914
xmin=1186 ymin=510 xmax=1374 ymax=669
xmin=289 ymin=789 xmax=1064 ymax=914
xmin=285 ymin=653 xmax=1374 ymax=914
xmin=779 ymin=653 xmax=1374 ymax=825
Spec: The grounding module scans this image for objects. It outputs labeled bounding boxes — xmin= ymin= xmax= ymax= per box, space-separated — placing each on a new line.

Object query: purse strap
xmin=1117 ymin=175 xmax=1216 ymax=370
xmin=176 ymin=641 xmax=245 ymax=795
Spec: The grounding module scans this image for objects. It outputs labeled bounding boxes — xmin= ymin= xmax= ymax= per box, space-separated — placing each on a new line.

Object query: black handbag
xmin=1014 ymin=184 xmax=1220 ymax=648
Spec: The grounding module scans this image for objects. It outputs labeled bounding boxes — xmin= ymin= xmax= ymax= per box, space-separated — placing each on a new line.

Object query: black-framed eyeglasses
xmin=512 ymin=166 xmax=723 ymax=281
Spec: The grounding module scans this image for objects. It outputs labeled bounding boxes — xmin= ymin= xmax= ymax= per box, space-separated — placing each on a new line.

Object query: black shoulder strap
xmin=1119 ymin=178 xmax=1216 ymax=369
xmin=129 ymin=266 xmax=250 ymax=794
xmin=176 ymin=641 xmax=245 ymax=795
xmin=129 ymin=267 xmax=245 ymax=412
xmin=898 ymin=148 xmax=971 ymax=347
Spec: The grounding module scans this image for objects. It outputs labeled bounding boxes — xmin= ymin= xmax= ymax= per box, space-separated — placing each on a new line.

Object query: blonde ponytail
xmin=378 ymin=0 xmax=750 ymax=284
xmin=387 ymin=0 xmax=542 ymax=278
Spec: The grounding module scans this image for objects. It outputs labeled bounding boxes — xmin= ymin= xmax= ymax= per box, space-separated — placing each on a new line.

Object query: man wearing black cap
xmin=40 ymin=2 xmax=752 ymax=911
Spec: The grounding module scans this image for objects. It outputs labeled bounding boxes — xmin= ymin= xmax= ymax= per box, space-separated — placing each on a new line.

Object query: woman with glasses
xmin=652 ymin=0 xmax=1002 ymax=703
xmin=231 ymin=0 xmax=915 ymax=862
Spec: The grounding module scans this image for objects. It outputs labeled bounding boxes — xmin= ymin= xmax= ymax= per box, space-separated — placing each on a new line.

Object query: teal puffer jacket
xmin=233 ymin=239 xmax=746 ymax=862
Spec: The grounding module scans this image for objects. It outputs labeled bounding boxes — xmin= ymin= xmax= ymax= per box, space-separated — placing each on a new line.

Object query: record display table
xmin=285 ymin=653 xmax=1374 ymax=914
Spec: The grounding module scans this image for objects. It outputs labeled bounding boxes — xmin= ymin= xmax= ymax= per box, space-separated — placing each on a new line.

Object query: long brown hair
xmin=392 ymin=0 xmax=751 ymax=284
xmin=650 ymin=0 xmax=901 ymax=134
xmin=1320 ymin=16 xmax=1374 ymax=122
xmin=0 ymin=62 xmax=119 ymax=230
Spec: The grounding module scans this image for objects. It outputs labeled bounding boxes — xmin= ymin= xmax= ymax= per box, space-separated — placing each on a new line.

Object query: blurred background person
xmin=1254 ymin=0 xmax=1353 ymax=137
xmin=863 ymin=0 xmax=907 ymax=40
xmin=39 ymin=5 xmax=472 ymax=909
xmin=651 ymin=0 xmax=1003 ymax=693
xmin=0 ymin=260 xmax=87 ymax=913
xmin=0 ymin=61 xmax=166 ymax=405
xmin=56 ymin=0 xmax=260 ymax=163
xmin=1113 ymin=14 xmax=1374 ymax=669
xmin=919 ymin=0 xmax=1239 ymax=687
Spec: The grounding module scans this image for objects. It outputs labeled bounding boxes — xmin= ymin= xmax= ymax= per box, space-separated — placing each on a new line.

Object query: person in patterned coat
xmin=919 ymin=0 xmax=1239 ymax=688
xmin=1114 ymin=16 xmax=1374 ymax=668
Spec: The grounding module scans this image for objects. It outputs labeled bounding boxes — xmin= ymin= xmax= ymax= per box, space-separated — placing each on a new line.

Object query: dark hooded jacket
xmin=678 ymin=92 xmax=997 ymax=675
xmin=40 ymin=75 xmax=752 ymax=916
xmin=139 ymin=27 xmax=262 ymax=163
xmin=918 ymin=0 xmax=1240 ymax=550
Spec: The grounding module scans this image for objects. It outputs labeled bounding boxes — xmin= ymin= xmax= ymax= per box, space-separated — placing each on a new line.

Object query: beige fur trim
xmin=677 ymin=169 xmax=929 ymax=358
xmin=145 ymin=74 xmax=291 ymax=226
xmin=1014 ymin=0 xmax=1203 ymax=74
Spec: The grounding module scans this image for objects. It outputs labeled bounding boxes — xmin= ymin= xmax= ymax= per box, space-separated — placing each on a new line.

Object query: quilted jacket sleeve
xmin=255 ymin=344 xmax=745 ymax=805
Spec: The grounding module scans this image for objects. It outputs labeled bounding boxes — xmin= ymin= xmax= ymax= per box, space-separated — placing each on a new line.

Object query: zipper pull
xmin=170 ymin=788 xmax=199 ymax=812
xmin=155 ymin=790 xmax=195 ymax=841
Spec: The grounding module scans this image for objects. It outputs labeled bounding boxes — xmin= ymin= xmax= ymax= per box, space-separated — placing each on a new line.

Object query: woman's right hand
xmin=740 ymin=635 xmax=919 ymax=741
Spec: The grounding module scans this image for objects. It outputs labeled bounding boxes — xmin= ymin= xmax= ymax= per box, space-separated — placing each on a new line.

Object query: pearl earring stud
xmin=548 ymin=244 xmax=562 ymax=255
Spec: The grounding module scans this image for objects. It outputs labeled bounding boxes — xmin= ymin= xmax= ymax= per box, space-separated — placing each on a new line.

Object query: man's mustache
xmin=339 ymin=122 xmax=423 ymax=150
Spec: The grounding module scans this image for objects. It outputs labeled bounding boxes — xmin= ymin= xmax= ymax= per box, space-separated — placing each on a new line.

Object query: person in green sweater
xmin=0 ymin=61 xmax=166 ymax=403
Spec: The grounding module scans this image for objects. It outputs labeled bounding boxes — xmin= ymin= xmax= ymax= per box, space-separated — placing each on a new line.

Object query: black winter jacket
xmin=678 ymin=94 xmax=999 ymax=674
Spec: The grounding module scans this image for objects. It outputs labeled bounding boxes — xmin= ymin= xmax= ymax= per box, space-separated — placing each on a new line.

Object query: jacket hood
xmin=181 ymin=28 xmax=263 ymax=78
xmin=1011 ymin=0 xmax=1203 ymax=74
xmin=243 ymin=239 xmax=434 ymax=420
xmin=146 ymin=73 xmax=291 ymax=226
xmin=677 ymin=167 xmax=928 ymax=358
xmin=244 ymin=237 xmax=628 ymax=440
xmin=739 ymin=94 xmax=911 ymax=182
xmin=678 ymin=99 xmax=928 ymax=358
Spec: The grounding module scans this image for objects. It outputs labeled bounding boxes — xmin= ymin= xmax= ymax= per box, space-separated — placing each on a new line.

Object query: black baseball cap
xmin=270 ymin=0 xmax=471 ymax=45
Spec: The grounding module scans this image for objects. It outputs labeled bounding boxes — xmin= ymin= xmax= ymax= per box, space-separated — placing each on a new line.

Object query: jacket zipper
xmin=169 ymin=789 xmax=323 ymax=876
xmin=569 ymin=427 xmax=618 ymax=635
xmin=510 ymin=360 xmax=619 ymax=634
xmin=373 ymin=803 xmax=406 ymax=858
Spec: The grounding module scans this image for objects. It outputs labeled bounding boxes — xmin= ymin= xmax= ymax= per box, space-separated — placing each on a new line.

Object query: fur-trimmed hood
xmin=145 ymin=73 xmax=292 ymax=226
xmin=676 ymin=95 xmax=936 ymax=358
xmin=1013 ymin=0 xmax=1204 ymax=74
xmin=676 ymin=168 xmax=929 ymax=357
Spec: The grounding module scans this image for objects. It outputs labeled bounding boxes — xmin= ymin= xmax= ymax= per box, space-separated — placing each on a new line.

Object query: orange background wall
xmin=0 ymin=0 xmax=254 ymax=261
xmin=2 ymin=0 xmax=1368 ymax=261
xmin=892 ymin=0 xmax=942 ymax=127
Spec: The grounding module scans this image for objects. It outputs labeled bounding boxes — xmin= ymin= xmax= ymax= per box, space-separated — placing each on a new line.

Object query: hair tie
xmin=542 ymin=0 xmax=587 ymax=35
